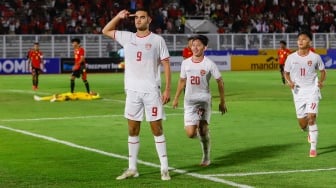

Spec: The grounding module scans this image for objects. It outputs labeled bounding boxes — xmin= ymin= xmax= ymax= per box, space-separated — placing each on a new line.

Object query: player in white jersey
xmin=102 ymin=9 xmax=171 ymax=180
xmin=172 ymin=35 xmax=227 ymax=166
xmin=284 ymin=31 xmax=326 ymax=158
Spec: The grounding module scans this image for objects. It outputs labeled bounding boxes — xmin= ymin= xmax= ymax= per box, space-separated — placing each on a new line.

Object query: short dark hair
xmin=192 ymin=35 xmax=209 ymax=46
xmin=71 ymin=38 xmax=81 ymax=44
xmin=187 ymin=36 xmax=194 ymax=41
xmin=135 ymin=8 xmax=152 ymax=17
xmin=298 ymin=30 xmax=312 ymax=40
xmin=34 ymin=42 xmax=39 ymax=45
xmin=279 ymin=40 xmax=286 ymax=45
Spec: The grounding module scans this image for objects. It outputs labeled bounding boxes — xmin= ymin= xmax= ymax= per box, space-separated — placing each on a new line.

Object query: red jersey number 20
xmin=190 ymin=76 xmax=200 ymax=85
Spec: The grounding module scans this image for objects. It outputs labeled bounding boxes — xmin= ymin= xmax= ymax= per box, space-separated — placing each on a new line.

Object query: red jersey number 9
xmin=152 ymin=107 xmax=158 ymax=117
xmin=136 ymin=51 xmax=142 ymax=61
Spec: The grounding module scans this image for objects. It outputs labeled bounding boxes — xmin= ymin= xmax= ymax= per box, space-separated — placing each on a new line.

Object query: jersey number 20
xmin=190 ymin=76 xmax=200 ymax=85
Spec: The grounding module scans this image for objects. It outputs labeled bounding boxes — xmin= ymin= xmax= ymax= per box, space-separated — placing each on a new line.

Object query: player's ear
xmin=204 ymin=45 xmax=208 ymax=51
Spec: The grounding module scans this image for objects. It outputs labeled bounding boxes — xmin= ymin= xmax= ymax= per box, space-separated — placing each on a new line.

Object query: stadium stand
xmin=0 ymin=0 xmax=335 ymax=35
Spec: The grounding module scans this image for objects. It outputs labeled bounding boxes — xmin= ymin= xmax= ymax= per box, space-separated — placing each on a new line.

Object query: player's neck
xmin=297 ymin=49 xmax=310 ymax=56
xmin=192 ymin=56 xmax=204 ymax=63
xmin=136 ymin=30 xmax=151 ymax=37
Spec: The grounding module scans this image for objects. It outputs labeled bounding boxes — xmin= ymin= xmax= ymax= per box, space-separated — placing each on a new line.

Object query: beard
xmin=136 ymin=25 xmax=148 ymax=31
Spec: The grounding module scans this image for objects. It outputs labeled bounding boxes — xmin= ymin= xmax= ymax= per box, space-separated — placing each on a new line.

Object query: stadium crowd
xmin=0 ymin=0 xmax=335 ymax=35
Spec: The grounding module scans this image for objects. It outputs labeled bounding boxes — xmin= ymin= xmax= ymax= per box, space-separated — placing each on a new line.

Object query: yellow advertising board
xmin=231 ymin=55 xmax=279 ymax=71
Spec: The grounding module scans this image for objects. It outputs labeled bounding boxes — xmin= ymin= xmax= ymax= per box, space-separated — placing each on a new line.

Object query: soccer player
xmin=172 ymin=35 xmax=227 ymax=166
xmin=102 ymin=9 xmax=171 ymax=180
xmin=182 ymin=36 xmax=193 ymax=59
xmin=284 ymin=31 xmax=326 ymax=158
xmin=70 ymin=38 xmax=90 ymax=93
xmin=277 ymin=40 xmax=291 ymax=85
xmin=34 ymin=92 xmax=100 ymax=102
xmin=27 ymin=42 xmax=44 ymax=90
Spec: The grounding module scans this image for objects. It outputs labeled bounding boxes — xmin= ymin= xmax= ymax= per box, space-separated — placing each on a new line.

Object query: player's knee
xmin=307 ymin=116 xmax=316 ymax=125
xmin=185 ymin=127 xmax=198 ymax=138
xmin=186 ymin=132 xmax=197 ymax=138
xmin=199 ymin=129 xmax=208 ymax=137
xmin=128 ymin=127 xmax=140 ymax=136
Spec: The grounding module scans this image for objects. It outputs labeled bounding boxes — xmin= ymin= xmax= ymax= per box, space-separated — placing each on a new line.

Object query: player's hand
xmin=219 ymin=102 xmax=227 ymax=115
xmin=161 ymin=90 xmax=170 ymax=105
xmin=318 ymin=81 xmax=324 ymax=88
xmin=172 ymin=99 xmax=178 ymax=109
xmin=117 ymin=10 xmax=133 ymax=19
xmin=288 ymin=81 xmax=295 ymax=89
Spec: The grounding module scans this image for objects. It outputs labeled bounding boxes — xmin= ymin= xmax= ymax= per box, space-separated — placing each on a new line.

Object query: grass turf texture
xmin=0 ymin=71 xmax=335 ymax=188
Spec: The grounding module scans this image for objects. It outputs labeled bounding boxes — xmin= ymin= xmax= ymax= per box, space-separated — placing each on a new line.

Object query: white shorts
xmin=184 ymin=98 xmax=211 ymax=126
xmin=124 ymin=90 xmax=165 ymax=122
xmin=292 ymin=86 xmax=321 ymax=118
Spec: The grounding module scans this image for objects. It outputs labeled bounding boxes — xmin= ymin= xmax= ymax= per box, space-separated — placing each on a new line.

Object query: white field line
xmin=0 ymin=125 xmax=253 ymax=188
xmin=0 ymin=89 xmax=51 ymax=95
xmin=2 ymin=89 xmax=222 ymax=114
xmin=0 ymin=113 xmax=183 ymax=122
xmin=204 ymin=167 xmax=336 ymax=177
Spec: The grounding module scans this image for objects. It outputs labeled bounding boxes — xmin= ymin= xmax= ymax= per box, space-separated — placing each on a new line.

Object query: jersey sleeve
xmin=284 ymin=54 xmax=292 ymax=72
xmin=114 ymin=31 xmax=133 ymax=47
xmin=159 ymin=36 xmax=170 ymax=61
xmin=209 ymin=59 xmax=222 ymax=80
xmin=79 ymin=48 xmax=85 ymax=58
xmin=316 ymin=54 xmax=325 ymax=70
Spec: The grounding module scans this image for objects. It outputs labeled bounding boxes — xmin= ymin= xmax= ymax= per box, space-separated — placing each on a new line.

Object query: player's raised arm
xmin=102 ymin=10 xmax=132 ymax=39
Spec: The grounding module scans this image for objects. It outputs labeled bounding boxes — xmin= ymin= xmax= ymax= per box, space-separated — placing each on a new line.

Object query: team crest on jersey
xmin=200 ymin=69 xmax=206 ymax=76
xmin=145 ymin=43 xmax=152 ymax=50
xmin=307 ymin=61 xmax=312 ymax=66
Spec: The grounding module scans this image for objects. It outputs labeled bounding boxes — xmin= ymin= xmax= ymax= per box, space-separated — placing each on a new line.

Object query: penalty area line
xmin=0 ymin=125 xmax=253 ymax=188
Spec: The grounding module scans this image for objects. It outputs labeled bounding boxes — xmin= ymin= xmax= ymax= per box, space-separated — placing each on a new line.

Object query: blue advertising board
xmin=322 ymin=49 xmax=336 ymax=69
xmin=0 ymin=58 xmax=60 ymax=74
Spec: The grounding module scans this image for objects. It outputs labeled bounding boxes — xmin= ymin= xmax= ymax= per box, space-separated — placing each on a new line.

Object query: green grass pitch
xmin=0 ymin=71 xmax=335 ymax=188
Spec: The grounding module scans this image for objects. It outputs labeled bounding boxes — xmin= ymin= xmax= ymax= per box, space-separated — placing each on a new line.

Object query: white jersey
xmin=114 ymin=31 xmax=170 ymax=93
xmin=181 ymin=56 xmax=222 ymax=102
xmin=284 ymin=51 xmax=325 ymax=88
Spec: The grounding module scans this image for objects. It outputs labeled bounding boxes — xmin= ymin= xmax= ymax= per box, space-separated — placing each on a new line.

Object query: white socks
xmin=154 ymin=135 xmax=169 ymax=171
xmin=309 ymin=124 xmax=318 ymax=150
xmin=128 ymin=135 xmax=169 ymax=171
xmin=200 ymin=133 xmax=210 ymax=161
xmin=128 ymin=136 xmax=140 ymax=170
